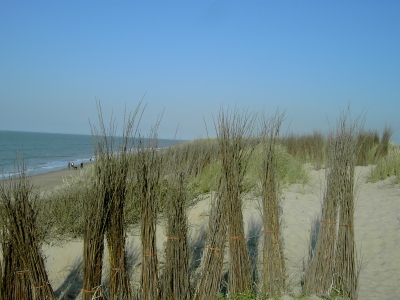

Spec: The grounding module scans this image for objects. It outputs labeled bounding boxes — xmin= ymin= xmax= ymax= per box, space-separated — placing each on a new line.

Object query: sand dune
xmin=39 ymin=165 xmax=400 ymax=299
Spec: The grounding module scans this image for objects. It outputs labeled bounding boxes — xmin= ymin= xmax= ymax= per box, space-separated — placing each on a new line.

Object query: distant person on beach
xmin=80 ymin=162 xmax=83 ymax=169
xmin=68 ymin=162 xmax=71 ymax=169
xmin=90 ymin=156 xmax=92 ymax=162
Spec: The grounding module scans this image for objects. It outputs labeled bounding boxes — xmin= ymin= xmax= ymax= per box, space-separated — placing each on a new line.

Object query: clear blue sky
xmin=1 ymin=1 xmax=399 ymax=142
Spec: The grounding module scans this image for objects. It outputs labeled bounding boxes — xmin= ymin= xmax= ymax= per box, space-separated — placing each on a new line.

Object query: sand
xmin=31 ymin=166 xmax=91 ymax=190
xmin=35 ymin=165 xmax=400 ymax=299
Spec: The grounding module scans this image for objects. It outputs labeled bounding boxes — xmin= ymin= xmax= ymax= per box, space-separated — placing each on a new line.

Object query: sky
xmin=1 ymin=1 xmax=399 ymax=142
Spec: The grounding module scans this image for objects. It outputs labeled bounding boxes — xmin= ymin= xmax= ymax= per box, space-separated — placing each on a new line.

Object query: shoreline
xmin=30 ymin=163 xmax=93 ymax=190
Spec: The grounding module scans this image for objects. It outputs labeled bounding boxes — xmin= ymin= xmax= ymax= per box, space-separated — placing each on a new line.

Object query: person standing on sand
xmin=80 ymin=162 xmax=83 ymax=169
xmin=68 ymin=161 xmax=71 ymax=169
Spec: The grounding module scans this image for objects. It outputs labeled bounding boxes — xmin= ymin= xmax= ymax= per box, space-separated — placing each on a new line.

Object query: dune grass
xmin=369 ymin=143 xmax=400 ymax=184
xmin=280 ymin=131 xmax=325 ymax=170
xmin=373 ymin=126 xmax=393 ymax=163
xmin=187 ymin=141 xmax=310 ymax=200
xmin=36 ymin=173 xmax=91 ymax=242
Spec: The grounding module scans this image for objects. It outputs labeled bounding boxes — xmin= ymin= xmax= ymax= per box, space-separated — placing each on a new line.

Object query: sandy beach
xmin=31 ymin=162 xmax=92 ymax=189
xmin=35 ymin=165 xmax=400 ymax=299
xmin=31 ymin=167 xmax=88 ymax=190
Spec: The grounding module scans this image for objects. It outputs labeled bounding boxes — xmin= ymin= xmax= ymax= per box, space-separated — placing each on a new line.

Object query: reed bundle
xmin=0 ymin=167 xmax=54 ymax=299
xmin=135 ymin=130 xmax=162 ymax=300
xmin=1 ymin=232 xmax=33 ymax=299
xmin=260 ymin=112 xmax=286 ymax=297
xmin=161 ymin=148 xmax=190 ymax=299
xmin=104 ymin=156 xmax=133 ymax=300
xmin=215 ymin=107 xmax=256 ymax=296
xmin=81 ymin=161 xmax=108 ymax=299
xmin=194 ymin=192 xmax=227 ymax=300
xmin=334 ymin=125 xmax=361 ymax=299
xmin=105 ymin=108 xmax=142 ymax=300
xmin=83 ymin=103 xmax=142 ymax=299
xmin=304 ymin=110 xmax=362 ymax=298
xmin=303 ymin=139 xmax=340 ymax=295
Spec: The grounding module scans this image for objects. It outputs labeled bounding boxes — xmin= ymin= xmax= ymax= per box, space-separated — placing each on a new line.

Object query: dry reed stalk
xmin=162 ymin=169 xmax=190 ymax=300
xmin=82 ymin=156 xmax=110 ymax=300
xmin=105 ymin=107 xmax=143 ymax=300
xmin=135 ymin=129 xmax=162 ymax=300
xmin=215 ymin=107 xmax=255 ymax=296
xmin=194 ymin=191 xmax=227 ymax=300
xmin=303 ymin=134 xmax=341 ymax=295
xmin=83 ymin=104 xmax=116 ymax=299
xmin=192 ymin=140 xmax=219 ymax=177
xmin=334 ymin=122 xmax=361 ymax=299
xmin=1 ymin=239 xmax=32 ymax=299
xmin=0 ymin=168 xmax=55 ymax=299
xmin=260 ymin=112 xmax=286 ymax=297
xmin=282 ymin=133 xmax=298 ymax=158
xmin=304 ymin=109 xmax=362 ymax=298
xmin=168 ymin=139 xmax=219 ymax=179
xmin=106 ymin=156 xmax=133 ymax=300
xmin=83 ymin=103 xmax=143 ymax=299
xmin=311 ymin=131 xmax=325 ymax=170
xmin=335 ymin=161 xmax=358 ymax=299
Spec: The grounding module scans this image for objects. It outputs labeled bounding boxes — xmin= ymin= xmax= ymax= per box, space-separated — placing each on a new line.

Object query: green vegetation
xmin=280 ymin=131 xmax=325 ymax=169
xmin=2 ymin=105 xmax=398 ymax=300
xmin=217 ymin=291 xmax=263 ymax=299
xmin=37 ymin=173 xmax=90 ymax=242
xmin=21 ymin=130 xmax=400 ymax=245
xmin=369 ymin=143 xmax=400 ymax=184
xmin=187 ymin=141 xmax=310 ymax=200
xmin=30 ymin=134 xmax=316 ymax=245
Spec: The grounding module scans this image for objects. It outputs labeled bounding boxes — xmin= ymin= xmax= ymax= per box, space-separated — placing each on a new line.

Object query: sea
xmin=0 ymin=130 xmax=182 ymax=179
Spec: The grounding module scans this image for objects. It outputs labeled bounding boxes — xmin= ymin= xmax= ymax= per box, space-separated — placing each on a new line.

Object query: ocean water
xmin=0 ymin=131 xmax=181 ymax=178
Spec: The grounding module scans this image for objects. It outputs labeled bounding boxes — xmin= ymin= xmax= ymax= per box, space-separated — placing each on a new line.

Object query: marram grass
xmin=369 ymin=143 xmax=400 ymax=184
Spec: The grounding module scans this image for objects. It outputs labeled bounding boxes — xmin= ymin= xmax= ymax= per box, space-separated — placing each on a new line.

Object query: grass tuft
xmin=369 ymin=143 xmax=400 ymax=183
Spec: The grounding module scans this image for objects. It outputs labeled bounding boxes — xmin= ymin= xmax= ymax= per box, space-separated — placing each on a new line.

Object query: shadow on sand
xmin=54 ymin=257 xmax=83 ymax=300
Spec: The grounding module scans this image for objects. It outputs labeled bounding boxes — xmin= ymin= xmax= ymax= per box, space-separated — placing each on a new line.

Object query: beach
xmin=31 ymin=167 xmax=89 ymax=190
xmin=35 ymin=165 xmax=400 ymax=299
